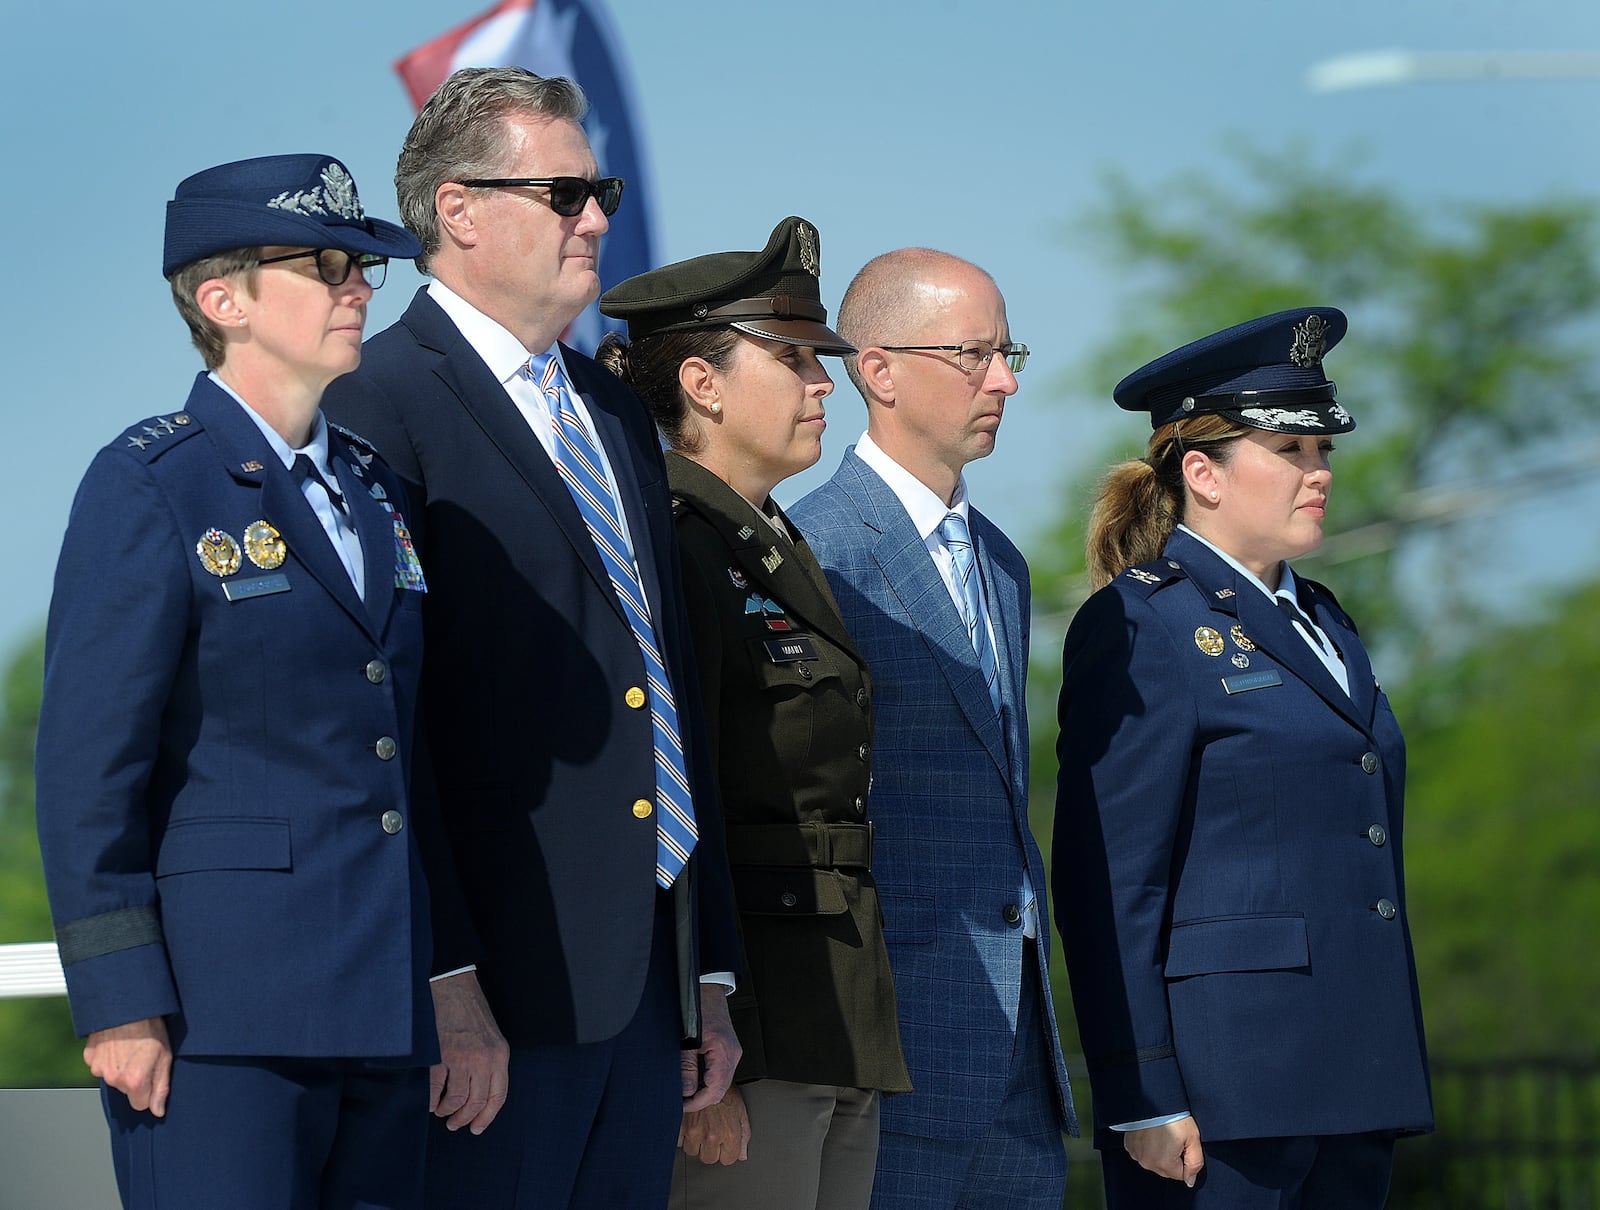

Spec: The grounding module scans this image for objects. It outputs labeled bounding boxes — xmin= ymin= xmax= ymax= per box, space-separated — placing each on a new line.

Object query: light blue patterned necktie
xmin=939 ymin=511 xmax=1000 ymax=712
xmin=526 ymin=352 xmax=697 ymax=887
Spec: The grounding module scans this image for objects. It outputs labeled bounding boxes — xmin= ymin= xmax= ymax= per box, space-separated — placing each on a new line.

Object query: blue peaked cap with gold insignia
xmin=163 ymin=154 xmax=421 ymax=278
xmin=1113 ymin=307 xmax=1355 ymax=434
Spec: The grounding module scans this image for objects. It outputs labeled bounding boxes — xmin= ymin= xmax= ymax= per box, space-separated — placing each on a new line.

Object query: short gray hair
xmin=396 ymin=67 xmax=589 ymax=275
xmin=169 ymin=248 xmax=260 ymax=370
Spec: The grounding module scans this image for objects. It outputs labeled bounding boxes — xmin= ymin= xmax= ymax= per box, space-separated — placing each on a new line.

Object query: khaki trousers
xmin=669 ymin=1080 xmax=881 ymax=1210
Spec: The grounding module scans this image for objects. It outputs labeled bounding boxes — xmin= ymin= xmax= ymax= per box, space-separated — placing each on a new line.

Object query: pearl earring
xmin=1209 ymin=491 xmax=1218 ymax=501
xmin=709 ymin=401 xmax=722 ymax=415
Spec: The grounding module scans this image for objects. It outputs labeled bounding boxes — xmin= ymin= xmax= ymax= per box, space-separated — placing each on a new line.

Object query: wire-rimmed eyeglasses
xmin=879 ymin=339 xmax=1029 ymax=374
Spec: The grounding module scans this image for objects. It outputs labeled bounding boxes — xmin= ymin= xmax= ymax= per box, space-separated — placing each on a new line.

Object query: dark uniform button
xmin=1375 ymin=898 xmax=1397 ymax=920
xmin=1002 ymin=903 xmax=1023 ymax=927
xmin=1367 ymin=824 xmax=1388 ymax=846
xmin=798 ymin=664 xmax=813 ymax=681
xmin=381 ymin=810 xmax=404 ymax=835
xmin=856 ymin=688 xmax=868 ymax=708
xmin=852 ymin=796 xmax=865 ymax=815
xmin=857 ymin=743 xmax=870 ymax=761
xmin=374 ymin=736 xmax=397 ymax=761
xmin=1360 ymin=752 xmax=1379 ymax=774
xmin=365 ymin=659 xmax=387 ymax=684
xmin=779 ymin=891 xmax=798 ymax=908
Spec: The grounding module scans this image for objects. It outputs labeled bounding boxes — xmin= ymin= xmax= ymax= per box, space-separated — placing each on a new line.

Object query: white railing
xmin=0 ymin=942 xmax=66 ymax=999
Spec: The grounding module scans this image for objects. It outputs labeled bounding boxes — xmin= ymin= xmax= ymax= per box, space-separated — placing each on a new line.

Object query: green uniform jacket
xmin=669 ymin=454 xmax=911 ymax=1093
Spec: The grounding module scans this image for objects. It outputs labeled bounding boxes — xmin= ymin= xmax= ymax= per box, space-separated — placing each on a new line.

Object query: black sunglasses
xmin=255 ymin=248 xmax=389 ymax=289
xmin=459 ymin=176 xmax=625 ymax=218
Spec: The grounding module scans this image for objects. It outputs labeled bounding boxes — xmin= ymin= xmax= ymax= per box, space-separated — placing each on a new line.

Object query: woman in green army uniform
xmin=598 ymin=217 xmax=910 ymax=1210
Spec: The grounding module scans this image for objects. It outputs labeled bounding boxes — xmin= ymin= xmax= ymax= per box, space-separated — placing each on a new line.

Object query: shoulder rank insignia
xmin=124 ymin=413 xmax=198 ymax=456
xmin=196 ymin=528 xmax=242 ymax=577
xmin=1124 ymin=568 xmax=1161 ymax=585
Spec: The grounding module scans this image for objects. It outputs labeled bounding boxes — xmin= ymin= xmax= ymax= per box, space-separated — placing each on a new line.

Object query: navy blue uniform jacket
xmin=1053 ymin=528 xmax=1432 ymax=1145
xmin=321 ymin=289 xmax=739 ymax=1046
xmin=36 ymin=374 xmax=435 ymax=1063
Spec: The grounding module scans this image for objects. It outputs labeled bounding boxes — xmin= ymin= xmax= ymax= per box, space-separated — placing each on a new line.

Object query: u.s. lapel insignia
xmin=1214 ymin=588 xmax=1236 ymax=599
xmin=1230 ymin=625 xmax=1257 ymax=651
xmin=728 ymin=566 xmax=748 ymax=588
xmin=736 ymin=525 xmax=757 ymax=540
xmin=239 ymin=460 xmax=264 ymax=473
xmin=1231 ymin=652 xmax=1251 ymax=668
xmin=1194 ymin=626 xmax=1225 ymax=656
xmin=196 ymin=528 xmax=242 ymax=577
xmin=760 ymin=545 xmax=783 ymax=573
xmin=243 ymin=520 xmax=287 ymax=570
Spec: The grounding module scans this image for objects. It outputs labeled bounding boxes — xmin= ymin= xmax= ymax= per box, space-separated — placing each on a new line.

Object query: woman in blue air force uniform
xmin=1052 ymin=308 xmax=1432 ymax=1209
xmin=35 ymin=155 xmax=435 ymax=1210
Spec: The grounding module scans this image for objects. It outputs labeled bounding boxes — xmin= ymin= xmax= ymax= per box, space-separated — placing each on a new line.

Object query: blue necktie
xmin=939 ymin=511 xmax=1000 ymax=712
xmin=526 ymin=353 xmax=697 ymax=888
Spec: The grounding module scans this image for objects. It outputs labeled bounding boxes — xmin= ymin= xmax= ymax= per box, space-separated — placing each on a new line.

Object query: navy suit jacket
xmin=1053 ymin=528 xmax=1432 ymax=1145
xmin=792 ymin=450 xmax=1076 ymax=1140
xmin=36 ymin=374 xmax=435 ymax=1063
xmin=322 ymin=288 xmax=738 ymax=1047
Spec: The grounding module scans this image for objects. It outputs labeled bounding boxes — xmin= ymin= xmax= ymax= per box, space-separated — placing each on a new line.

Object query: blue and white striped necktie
xmin=526 ymin=352 xmax=697 ymax=887
xmin=939 ymin=510 xmax=1000 ymax=713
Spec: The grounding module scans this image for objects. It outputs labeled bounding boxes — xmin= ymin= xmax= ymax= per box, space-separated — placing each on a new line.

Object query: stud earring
xmin=1209 ymin=491 xmax=1218 ymax=501
xmin=709 ymin=400 xmax=722 ymax=415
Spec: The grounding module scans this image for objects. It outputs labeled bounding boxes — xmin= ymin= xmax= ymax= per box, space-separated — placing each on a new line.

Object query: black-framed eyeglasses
xmin=880 ymin=339 xmax=1029 ymax=374
xmin=255 ymin=248 xmax=389 ymax=289
xmin=459 ymin=176 xmax=625 ymax=217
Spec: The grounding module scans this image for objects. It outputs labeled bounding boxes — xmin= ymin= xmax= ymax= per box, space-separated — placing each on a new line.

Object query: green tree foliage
xmin=0 ymin=628 xmax=90 ymax=1086
xmin=1033 ymin=142 xmax=1600 ymax=672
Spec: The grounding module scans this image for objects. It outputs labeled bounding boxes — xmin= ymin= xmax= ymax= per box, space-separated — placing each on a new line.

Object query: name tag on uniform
xmin=1221 ymin=669 xmax=1282 ymax=695
xmin=222 ymin=573 xmax=291 ymax=602
xmin=763 ymin=636 xmax=819 ymax=663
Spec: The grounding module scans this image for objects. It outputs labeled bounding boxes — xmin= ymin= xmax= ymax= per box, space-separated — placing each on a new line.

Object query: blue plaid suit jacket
xmin=792 ymin=450 xmax=1076 ymax=1141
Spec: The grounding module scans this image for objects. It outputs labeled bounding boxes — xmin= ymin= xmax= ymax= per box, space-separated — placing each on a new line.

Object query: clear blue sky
xmin=3 ymin=0 xmax=1597 ymax=656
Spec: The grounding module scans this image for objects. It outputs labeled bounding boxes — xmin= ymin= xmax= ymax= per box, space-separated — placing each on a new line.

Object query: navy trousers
xmin=103 ymin=1055 xmax=428 ymax=1210
xmin=423 ymin=892 xmax=684 ymax=1209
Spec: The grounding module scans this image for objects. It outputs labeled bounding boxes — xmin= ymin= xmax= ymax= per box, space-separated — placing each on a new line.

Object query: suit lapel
xmin=1168 ymin=530 xmax=1371 ymax=733
xmin=330 ymin=436 xmax=400 ymax=635
xmin=411 ymin=299 xmax=623 ymax=625
xmin=971 ymin=518 xmax=1026 ymax=774
xmin=844 ymin=458 xmax=1009 ymax=779
xmin=185 ymin=381 xmax=375 ymax=638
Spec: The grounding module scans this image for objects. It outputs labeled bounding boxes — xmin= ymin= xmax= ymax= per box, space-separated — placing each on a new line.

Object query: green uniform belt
xmin=725 ymin=821 xmax=874 ymax=870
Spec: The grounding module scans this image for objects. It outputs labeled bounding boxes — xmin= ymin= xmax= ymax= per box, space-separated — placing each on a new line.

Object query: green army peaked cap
xmin=599 ymin=216 xmax=854 ymax=355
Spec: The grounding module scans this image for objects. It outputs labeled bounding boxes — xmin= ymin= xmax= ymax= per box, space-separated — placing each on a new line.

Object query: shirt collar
xmin=854 ymin=430 xmax=972 ymax=542
xmin=207 ymin=371 xmax=330 ymax=470
xmin=1176 ymin=524 xmax=1303 ymax=605
xmin=427 ymin=278 xmax=570 ymax=386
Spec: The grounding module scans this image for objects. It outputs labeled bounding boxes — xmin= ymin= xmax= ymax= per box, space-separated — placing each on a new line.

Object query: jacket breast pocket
xmin=733 ymin=867 xmax=849 ymax=916
xmin=746 ymin=636 xmax=841 ymax=695
xmin=156 ymin=817 xmax=292 ymax=876
xmin=1163 ymin=913 xmax=1308 ymax=978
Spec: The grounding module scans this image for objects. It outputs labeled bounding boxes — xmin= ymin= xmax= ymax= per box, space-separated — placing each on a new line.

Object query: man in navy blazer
xmin=321 ymin=68 xmax=740 ymax=1210
xmin=790 ymin=249 xmax=1076 ymax=1209
xmin=35 ymin=154 xmax=435 ymax=1208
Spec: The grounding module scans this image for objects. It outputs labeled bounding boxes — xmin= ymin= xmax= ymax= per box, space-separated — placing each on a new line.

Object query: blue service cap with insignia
xmin=598 ymin=216 xmax=854 ymax=356
xmin=1113 ymin=307 xmax=1355 ymax=434
xmin=163 ymin=154 xmax=422 ymax=278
